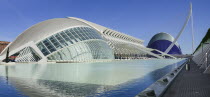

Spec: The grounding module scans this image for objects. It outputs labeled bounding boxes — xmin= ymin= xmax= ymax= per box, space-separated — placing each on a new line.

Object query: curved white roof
xmin=1 ymin=18 xmax=91 ymax=55
xmin=0 ymin=17 xmax=145 ymax=56
xmin=70 ymin=17 xmax=144 ymax=43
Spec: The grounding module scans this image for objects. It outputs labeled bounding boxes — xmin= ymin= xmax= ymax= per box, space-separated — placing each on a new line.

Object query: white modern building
xmin=0 ymin=17 xmax=175 ymax=63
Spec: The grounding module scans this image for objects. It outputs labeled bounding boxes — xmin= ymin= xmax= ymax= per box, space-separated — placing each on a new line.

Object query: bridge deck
xmin=162 ymin=60 xmax=210 ymax=97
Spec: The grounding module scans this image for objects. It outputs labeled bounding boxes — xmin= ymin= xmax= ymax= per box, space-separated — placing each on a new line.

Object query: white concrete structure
xmin=192 ymin=29 xmax=210 ymax=74
xmin=0 ymin=17 xmax=174 ymax=63
xmin=165 ymin=3 xmax=192 ymax=54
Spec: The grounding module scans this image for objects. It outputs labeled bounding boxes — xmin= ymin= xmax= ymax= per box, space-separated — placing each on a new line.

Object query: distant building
xmin=0 ymin=17 xmax=173 ymax=63
xmin=147 ymin=32 xmax=182 ymax=55
xmin=0 ymin=41 xmax=10 ymax=54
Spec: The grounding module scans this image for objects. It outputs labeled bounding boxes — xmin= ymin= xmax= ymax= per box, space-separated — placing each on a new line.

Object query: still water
xmin=0 ymin=59 xmax=186 ymax=97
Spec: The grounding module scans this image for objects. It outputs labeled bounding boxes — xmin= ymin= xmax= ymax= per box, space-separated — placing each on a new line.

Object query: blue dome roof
xmin=147 ymin=32 xmax=182 ymax=54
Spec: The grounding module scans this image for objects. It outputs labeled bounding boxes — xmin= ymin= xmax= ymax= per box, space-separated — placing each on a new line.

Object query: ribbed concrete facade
xmin=192 ymin=28 xmax=210 ymax=73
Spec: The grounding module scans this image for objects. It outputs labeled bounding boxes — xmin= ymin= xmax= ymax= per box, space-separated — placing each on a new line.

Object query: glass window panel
xmin=73 ymin=31 xmax=82 ymax=41
xmin=66 ymin=30 xmax=75 ymax=39
xmin=86 ymin=27 xmax=92 ymax=32
xmin=58 ymin=51 xmax=66 ymax=60
xmin=78 ymin=27 xmax=84 ymax=32
xmin=86 ymin=29 xmax=94 ymax=38
xmin=77 ymin=27 xmax=84 ymax=34
xmin=73 ymin=33 xmax=79 ymax=38
xmin=81 ymin=28 xmax=89 ymax=36
xmin=84 ymin=35 xmax=90 ymax=40
xmin=55 ymin=34 xmax=68 ymax=46
xmin=36 ymin=27 xmax=105 ymax=59
xmin=49 ymin=36 xmax=62 ymax=49
xmin=60 ymin=32 xmax=73 ymax=45
xmin=91 ymin=34 xmax=97 ymax=39
xmin=43 ymin=39 xmax=56 ymax=53
xmin=77 ymin=32 xmax=83 ymax=36
xmin=50 ymin=55 xmax=55 ymax=60
xmin=54 ymin=53 xmax=61 ymax=60
xmin=81 ymin=33 xmax=89 ymax=39
xmin=37 ymin=42 xmax=50 ymax=56
xmin=71 ymin=29 xmax=77 ymax=36
xmin=80 ymin=35 xmax=86 ymax=40
xmin=87 ymin=33 xmax=94 ymax=39
xmin=91 ymin=33 xmax=98 ymax=39
xmin=83 ymin=28 xmax=89 ymax=34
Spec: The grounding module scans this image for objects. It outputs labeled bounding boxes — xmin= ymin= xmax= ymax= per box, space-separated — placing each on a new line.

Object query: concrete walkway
xmin=162 ymin=60 xmax=210 ymax=97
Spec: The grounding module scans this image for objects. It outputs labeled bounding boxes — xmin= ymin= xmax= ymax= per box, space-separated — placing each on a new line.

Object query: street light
xmin=205 ymin=48 xmax=210 ymax=68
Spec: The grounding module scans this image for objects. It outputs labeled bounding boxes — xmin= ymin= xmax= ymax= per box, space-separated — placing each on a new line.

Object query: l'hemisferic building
xmin=0 ymin=17 xmax=174 ymax=63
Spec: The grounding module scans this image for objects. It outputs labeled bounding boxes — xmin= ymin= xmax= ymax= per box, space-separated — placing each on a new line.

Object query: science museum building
xmin=0 ymin=17 xmax=173 ymax=63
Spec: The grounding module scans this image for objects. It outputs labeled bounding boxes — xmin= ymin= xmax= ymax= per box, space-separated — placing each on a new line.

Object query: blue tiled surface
xmin=148 ymin=40 xmax=182 ymax=54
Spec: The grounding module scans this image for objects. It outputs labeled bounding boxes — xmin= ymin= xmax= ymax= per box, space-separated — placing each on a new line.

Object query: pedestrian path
xmin=162 ymin=60 xmax=210 ymax=97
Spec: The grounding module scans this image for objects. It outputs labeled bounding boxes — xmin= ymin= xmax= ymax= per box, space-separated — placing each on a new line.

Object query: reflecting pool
xmin=0 ymin=59 xmax=186 ymax=97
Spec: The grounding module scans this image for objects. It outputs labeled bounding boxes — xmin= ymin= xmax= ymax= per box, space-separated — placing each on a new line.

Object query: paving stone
xmin=162 ymin=61 xmax=210 ymax=97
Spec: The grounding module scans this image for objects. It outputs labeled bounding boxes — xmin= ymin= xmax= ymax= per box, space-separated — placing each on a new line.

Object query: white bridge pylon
xmin=164 ymin=3 xmax=194 ymax=54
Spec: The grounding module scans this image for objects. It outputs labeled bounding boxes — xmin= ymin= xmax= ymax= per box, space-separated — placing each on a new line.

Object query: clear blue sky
xmin=0 ymin=0 xmax=210 ymax=54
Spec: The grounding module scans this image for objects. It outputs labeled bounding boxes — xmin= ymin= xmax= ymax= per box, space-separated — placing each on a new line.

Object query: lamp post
xmin=204 ymin=50 xmax=210 ymax=74
xmin=205 ymin=48 xmax=210 ymax=68
xmin=206 ymin=53 xmax=208 ymax=68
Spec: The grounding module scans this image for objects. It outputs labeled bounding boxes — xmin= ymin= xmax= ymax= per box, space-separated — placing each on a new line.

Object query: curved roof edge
xmin=193 ymin=28 xmax=210 ymax=54
xmin=1 ymin=17 xmax=145 ymax=56
xmin=0 ymin=18 xmax=90 ymax=56
xmin=68 ymin=17 xmax=144 ymax=43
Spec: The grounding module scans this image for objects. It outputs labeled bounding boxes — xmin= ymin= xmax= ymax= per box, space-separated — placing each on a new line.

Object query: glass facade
xmin=36 ymin=27 xmax=114 ymax=61
xmin=47 ymin=40 xmax=113 ymax=61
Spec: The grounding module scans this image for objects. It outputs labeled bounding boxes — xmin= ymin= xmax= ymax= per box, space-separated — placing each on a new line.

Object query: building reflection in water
xmin=0 ymin=59 xmax=186 ymax=97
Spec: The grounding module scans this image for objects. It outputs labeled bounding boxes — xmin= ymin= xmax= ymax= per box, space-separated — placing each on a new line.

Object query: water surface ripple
xmin=0 ymin=59 xmax=186 ymax=97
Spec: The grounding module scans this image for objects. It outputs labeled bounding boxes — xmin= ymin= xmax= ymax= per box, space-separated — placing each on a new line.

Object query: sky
xmin=0 ymin=0 xmax=210 ymax=54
